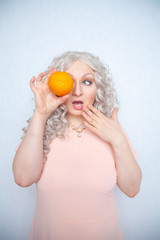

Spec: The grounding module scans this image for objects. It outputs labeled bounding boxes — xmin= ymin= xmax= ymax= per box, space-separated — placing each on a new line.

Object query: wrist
xmin=111 ymin=132 xmax=127 ymax=148
xmin=34 ymin=109 xmax=50 ymax=123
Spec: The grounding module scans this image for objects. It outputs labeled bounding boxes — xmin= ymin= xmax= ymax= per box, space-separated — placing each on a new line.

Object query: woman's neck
xmin=65 ymin=114 xmax=85 ymax=128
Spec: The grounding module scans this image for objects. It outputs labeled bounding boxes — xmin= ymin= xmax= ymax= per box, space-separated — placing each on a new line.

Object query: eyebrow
xmin=68 ymin=73 xmax=94 ymax=78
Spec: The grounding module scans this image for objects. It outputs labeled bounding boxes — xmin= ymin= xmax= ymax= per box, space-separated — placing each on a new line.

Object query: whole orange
xmin=48 ymin=71 xmax=73 ymax=96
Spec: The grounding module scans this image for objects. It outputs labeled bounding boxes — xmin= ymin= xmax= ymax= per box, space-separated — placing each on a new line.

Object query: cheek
xmin=88 ymin=86 xmax=97 ymax=101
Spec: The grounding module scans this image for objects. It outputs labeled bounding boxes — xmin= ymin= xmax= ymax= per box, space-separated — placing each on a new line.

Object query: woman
xmin=12 ymin=51 xmax=142 ymax=240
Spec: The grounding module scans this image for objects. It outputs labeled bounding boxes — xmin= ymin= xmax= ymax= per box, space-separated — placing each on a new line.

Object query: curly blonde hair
xmin=22 ymin=51 xmax=120 ymax=163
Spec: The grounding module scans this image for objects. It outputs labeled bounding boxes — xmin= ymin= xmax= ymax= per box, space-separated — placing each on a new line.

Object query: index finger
xmin=87 ymin=104 xmax=105 ymax=118
xmin=44 ymin=67 xmax=57 ymax=84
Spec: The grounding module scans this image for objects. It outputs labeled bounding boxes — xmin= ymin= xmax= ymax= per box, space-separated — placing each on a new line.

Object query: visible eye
xmin=83 ymin=80 xmax=92 ymax=85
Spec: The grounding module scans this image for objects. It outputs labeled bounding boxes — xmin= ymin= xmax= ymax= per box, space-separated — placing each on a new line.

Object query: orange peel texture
xmin=48 ymin=71 xmax=73 ymax=97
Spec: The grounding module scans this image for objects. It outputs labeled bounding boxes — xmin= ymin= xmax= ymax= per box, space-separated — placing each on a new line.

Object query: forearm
xmin=111 ymin=134 xmax=142 ymax=198
xmin=12 ymin=110 xmax=49 ymax=187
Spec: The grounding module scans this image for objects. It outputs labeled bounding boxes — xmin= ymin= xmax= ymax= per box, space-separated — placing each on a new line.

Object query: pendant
xmin=72 ymin=127 xmax=86 ymax=137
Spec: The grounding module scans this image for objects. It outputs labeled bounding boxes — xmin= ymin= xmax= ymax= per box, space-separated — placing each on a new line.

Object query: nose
xmin=72 ymin=81 xmax=82 ymax=96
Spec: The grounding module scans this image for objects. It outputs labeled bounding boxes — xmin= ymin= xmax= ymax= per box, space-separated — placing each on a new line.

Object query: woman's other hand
xmin=81 ymin=105 xmax=123 ymax=145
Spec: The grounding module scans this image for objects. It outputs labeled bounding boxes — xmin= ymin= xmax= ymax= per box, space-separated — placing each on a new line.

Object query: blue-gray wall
xmin=0 ymin=0 xmax=159 ymax=239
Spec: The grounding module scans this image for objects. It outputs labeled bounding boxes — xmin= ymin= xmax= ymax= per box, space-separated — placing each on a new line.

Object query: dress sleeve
xmin=119 ymin=123 xmax=139 ymax=159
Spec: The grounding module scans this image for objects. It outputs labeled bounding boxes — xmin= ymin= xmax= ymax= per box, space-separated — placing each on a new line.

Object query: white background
xmin=0 ymin=0 xmax=160 ymax=239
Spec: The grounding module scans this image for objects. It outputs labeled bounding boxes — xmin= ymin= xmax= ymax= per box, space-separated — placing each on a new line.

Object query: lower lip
xmin=72 ymin=103 xmax=83 ymax=110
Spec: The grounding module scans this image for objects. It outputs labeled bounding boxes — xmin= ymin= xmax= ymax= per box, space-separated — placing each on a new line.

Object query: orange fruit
xmin=48 ymin=71 xmax=73 ymax=97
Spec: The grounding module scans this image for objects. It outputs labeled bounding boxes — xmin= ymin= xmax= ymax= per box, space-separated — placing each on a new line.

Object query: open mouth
xmin=72 ymin=100 xmax=83 ymax=104
xmin=72 ymin=100 xmax=83 ymax=110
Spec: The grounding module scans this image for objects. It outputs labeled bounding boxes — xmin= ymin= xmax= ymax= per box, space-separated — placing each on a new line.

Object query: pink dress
xmin=29 ymin=123 xmax=138 ymax=240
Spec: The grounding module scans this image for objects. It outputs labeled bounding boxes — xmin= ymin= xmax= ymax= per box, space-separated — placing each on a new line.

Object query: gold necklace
xmin=68 ymin=121 xmax=86 ymax=137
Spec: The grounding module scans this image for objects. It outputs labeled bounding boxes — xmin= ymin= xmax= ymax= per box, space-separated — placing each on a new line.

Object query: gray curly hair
xmin=22 ymin=51 xmax=120 ymax=164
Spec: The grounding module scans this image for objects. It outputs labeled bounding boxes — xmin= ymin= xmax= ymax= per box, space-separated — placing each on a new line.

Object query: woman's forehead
xmin=65 ymin=60 xmax=94 ymax=74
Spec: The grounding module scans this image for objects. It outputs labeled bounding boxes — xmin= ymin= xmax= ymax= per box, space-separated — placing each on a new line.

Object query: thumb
xmin=112 ymin=107 xmax=119 ymax=121
xmin=60 ymin=93 xmax=70 ymax=103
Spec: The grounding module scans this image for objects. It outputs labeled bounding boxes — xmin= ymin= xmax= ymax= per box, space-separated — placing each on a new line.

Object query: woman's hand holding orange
xmin=30 ymin=67 xmax=70 ymax=117
xmin=81 ymin=105 xmax=125 ymax=145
